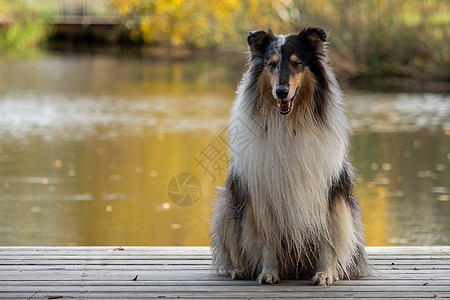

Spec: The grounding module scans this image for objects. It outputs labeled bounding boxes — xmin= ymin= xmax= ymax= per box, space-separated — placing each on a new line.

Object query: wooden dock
xmin=0 ymin=246 xmax=449 ymax=299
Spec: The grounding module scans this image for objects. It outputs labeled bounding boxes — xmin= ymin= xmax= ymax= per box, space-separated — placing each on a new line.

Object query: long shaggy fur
xmin=210 ymin=27 xmax=371 ymax=285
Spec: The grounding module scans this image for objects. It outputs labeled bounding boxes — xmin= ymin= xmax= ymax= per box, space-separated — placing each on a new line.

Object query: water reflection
xmin=353 ymin=129 xmax=449 ymax=245
xmin=0 ymin=55 xmax=448 ymax=246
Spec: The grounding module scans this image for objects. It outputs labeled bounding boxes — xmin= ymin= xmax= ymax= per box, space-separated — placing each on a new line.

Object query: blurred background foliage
xmin=0 ymin=0 xmax=449 ymax=79
xmin=0 ymin=1 xmax=53 ymax=54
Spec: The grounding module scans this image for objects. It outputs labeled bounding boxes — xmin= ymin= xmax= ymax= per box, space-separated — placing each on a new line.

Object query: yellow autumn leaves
xmin=110 ymin=0 xmax=285 ymax=48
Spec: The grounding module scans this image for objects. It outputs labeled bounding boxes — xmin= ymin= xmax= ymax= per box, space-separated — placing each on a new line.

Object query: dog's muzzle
xmin=275 ymin=87 xmax=297 ymax=115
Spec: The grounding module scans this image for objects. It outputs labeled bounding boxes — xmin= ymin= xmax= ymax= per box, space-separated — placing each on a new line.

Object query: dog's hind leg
xmin=211 ymin=187 xmax=245 ymax=278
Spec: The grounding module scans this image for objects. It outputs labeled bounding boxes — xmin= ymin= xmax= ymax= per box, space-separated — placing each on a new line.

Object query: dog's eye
xmin=268 ymin=61 xmax=278 ymax=68
xmin=293 ymin=61 xmax=304 ymax=67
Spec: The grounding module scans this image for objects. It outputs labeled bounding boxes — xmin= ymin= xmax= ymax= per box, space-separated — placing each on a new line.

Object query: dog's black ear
xmin=298 ymin=27 xmax=327 ymax=51
xmin=247 ymin=29 xmax=275 ymax=56
xmin=304 ymin=27 xmax=327 ymax=42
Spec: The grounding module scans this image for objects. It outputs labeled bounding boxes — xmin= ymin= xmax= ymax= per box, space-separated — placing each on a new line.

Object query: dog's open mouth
xmin=277 ymin=98 xmax=294 ymax=115
xmin=277 ymin=89 xmax=297 ymax=115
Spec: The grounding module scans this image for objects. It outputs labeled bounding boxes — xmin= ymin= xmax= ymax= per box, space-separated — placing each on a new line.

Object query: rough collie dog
xmin=210 ymin=27 xmax=371 ymax=286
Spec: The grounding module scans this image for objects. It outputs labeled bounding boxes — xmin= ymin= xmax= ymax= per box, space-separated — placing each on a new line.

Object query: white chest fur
xmin=228 ymin=96 xmax=348 ymax=246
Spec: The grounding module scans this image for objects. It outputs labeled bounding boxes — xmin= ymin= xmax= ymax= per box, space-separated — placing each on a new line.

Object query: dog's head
xmin=247 ymin=27 xmax=327 ymax=115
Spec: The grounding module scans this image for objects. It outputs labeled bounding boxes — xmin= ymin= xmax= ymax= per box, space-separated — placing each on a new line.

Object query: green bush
xmin=0 ymin=14 xmax=53 ymax=54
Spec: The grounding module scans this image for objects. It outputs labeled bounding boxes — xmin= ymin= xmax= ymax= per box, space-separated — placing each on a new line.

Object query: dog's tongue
xmin=278 ymin=99 xmax=292 ymax=115
xmin=279 ymin=100 xmax=290 ymax=111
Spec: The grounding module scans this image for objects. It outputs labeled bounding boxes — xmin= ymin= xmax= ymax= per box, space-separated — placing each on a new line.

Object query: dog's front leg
xmin=312 ymin=241 xmax=339 ymax=286
xmin=257 ymin=245 xmax=280 ymax=284
xmin=312 ymin=198 xmax=356 ymax=285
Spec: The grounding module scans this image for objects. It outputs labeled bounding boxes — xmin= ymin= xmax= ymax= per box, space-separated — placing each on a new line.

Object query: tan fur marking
xmin=290 ymin=54 xmax=302 ymax=64
xmin=269 ymin=54 xmax=280 ymax=65
xmin=258 ymin=69 xmax=276 ymax=113
xmin=291 ymin=67 xmax=316 ymax=122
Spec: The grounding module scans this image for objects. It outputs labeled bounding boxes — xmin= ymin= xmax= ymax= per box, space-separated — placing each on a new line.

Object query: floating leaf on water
xmin=382 ymin=163 xmax=392 ymax=171
xmin=432 ymin=187 xmax=448 ymax=194
xmin=31 ymin=207 xmax=42 ymax=213
xmin=438 ymin=195 xmax=449 ymax=201
xmin=170 ymin=223 xmax=182 ymax=230
xmin=162 ymin=202 xmax=171 ymax=210
xmin=386 ymin=190 xmax=404 ymax=198
xmin=435 ymin=164 xmax=445 ymax=171
xmin=374 ymin=177 xmax=390 ymax=185
xmin=109 ymin=174 xmax=121 ymax=181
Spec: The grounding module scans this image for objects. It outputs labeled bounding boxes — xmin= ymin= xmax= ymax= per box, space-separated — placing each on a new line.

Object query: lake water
xmin=0 ymin=54 xmax=448 ymax=246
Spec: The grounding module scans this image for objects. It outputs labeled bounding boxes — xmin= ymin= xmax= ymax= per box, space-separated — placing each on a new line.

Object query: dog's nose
xmin=276 ymin=87 xmax=289 ymax=99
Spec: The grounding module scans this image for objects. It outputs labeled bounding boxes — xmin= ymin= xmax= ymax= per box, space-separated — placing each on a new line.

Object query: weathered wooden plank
xmin=0 ymin=246 xmax=448 ymax=299
xmin=0 ymin=254 xmax=444 ymax=261
xmin=0 ymin=293 xmax=432 ymax=300
xmin=0 ymin=251 xmax=447 ymax=260
xmin=0 ymin=259 xmax=210 ymax=265
xmin=1 ymin=279 xmax=449 ymax=287
xmin=366 ymin=246 xmax=449 ymax=253
xmin=0 ymin=291 xmax=446 ymax=299
xmin=1 ymin=278 xmax=450 ymax=293
xmin=0 ymin=294 xmax=444 ymax=300
xmin=0 ymin=259 xmax=448 ymax=268
xmin=0 ymin=248 xmax=446 ymax=255
xmin=0 ymin=246 xmax=211 ymax=253
xmin=1 ymin=284 xmax=450 ymax=294
xmin=0 ymin=246 xmax=447 ymax=254
xmin=0 ymin=264 xmax=450 ymax=274
xmin=0 ymin=254 xmax=211 ymax=259
xmin=0 ymin=264 xmax=448 ymax=271
xmin=1 ymin=271 xmax=449 ymax=282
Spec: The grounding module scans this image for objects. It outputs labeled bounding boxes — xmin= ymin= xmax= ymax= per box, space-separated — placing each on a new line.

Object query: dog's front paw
xmin=311 ymin=271 xmax=339 ymax=286
xmin=231 ymin=268 xmax=246 ymax=280
xmin=257 ymin=272 xmax=280 ymax=284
